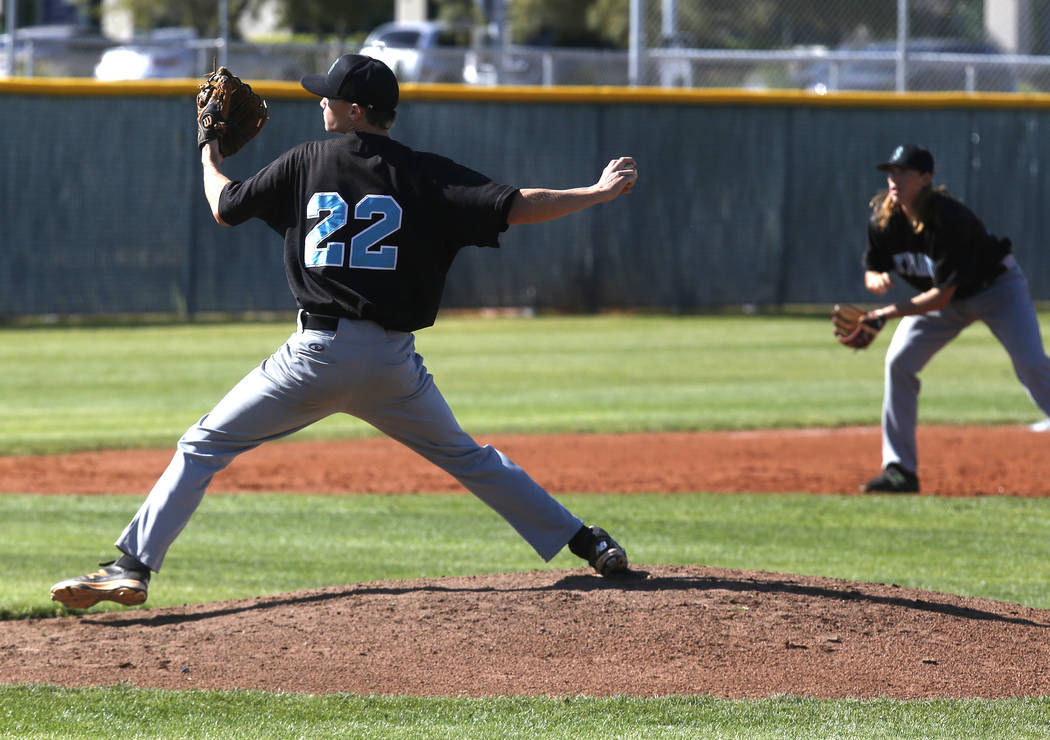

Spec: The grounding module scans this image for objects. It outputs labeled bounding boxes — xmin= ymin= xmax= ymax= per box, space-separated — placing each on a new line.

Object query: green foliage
xmin=102 ymin=0 xmax=258 ymax=39
xmin=505 ymin=0 xmax=986 ymax=50
xmin=507 ymin=0 xmax=609 ymax=47
xmin=911 ymin=0 xmax=985 ymax=40
xmin=92 ymin=0 xmax=394 ymax=40
xmin=63 ymin=0 xmax=996 ymax=52
xmin=435 ymin=0 xmax=483 ymax=28
xmin=275 ymin=0 xmax=392 ymax=39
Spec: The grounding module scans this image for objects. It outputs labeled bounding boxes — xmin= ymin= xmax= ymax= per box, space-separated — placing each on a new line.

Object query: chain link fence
xmin=0 ymin=27 xmax=356 ymax=81
xmin=633 ymin=0 xmax=1044 ymax=92
xmin=2 ymin=1 xmax=1049 ymax=91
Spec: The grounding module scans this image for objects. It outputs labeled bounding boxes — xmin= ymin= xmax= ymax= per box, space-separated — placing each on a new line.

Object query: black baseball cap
xmin=301 ymin=54 xmax=399 ymax=111
xmin=876 ymin=144 xmax=934 ymax=174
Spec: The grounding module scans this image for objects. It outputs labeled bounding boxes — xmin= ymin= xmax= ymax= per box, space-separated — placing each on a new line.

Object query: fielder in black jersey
xmin=51 ymin=54 xmax=638 ymax=609
xmin=855 ymin=144 xmax=1050 ymax=493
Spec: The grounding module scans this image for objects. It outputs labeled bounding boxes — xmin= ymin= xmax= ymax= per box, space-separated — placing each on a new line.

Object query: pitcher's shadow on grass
xmin=82 ymin=567 xmax=1050 ymax=630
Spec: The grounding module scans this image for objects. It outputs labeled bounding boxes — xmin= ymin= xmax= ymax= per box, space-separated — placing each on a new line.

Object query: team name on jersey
xmin=893 ymin=252 xmax=936 ymax=279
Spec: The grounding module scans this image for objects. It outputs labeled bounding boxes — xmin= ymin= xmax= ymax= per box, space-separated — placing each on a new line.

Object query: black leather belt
xmin=301 ymin=312 xmax=341 ymax=331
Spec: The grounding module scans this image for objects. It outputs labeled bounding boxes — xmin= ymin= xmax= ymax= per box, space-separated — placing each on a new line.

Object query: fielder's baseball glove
xmin=196 ymin=66 xmax=268 ymax=157
xmin=831 ymin=304 xmax=887 ymax=350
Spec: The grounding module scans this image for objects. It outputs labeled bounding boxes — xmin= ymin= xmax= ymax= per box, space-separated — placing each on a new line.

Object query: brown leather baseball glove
xmin=196 ymin=66 xmax=268 ymax=157
xmin=831 ymin=304 xmax=887 ymax=350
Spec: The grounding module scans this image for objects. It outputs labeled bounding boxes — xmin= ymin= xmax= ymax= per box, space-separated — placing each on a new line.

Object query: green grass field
xmin=3 ymin=314 xmax=1050 ymax=738
xmin=0 ymin=314 xmax=1042 ymax=455
xmin=8 ymin=491 xmax=1050 ymax=620
xmin=4 ymin=686 xmax=1050 ymax=739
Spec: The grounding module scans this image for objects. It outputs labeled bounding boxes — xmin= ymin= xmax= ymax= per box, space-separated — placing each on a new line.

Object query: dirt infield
xmin=3 ymin=424 xmax=1049 ymax=496
xmin=4 ymin=424 xmax=1050 ymax=698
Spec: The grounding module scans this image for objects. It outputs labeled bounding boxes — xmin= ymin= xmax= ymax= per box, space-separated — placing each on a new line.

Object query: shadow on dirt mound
xmin=4 ymin=565 xmax=1050 ymax=698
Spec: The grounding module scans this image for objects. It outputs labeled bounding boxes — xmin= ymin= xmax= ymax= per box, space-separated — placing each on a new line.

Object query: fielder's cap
xmin=876 ymin=144 xmax=934 ymax=174
xmin=300 ymin=54 xmax=399 ymax=110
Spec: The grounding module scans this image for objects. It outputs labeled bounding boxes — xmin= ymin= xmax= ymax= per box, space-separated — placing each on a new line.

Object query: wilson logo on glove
xmin=196 ymin=66 xmax=269 ymax=157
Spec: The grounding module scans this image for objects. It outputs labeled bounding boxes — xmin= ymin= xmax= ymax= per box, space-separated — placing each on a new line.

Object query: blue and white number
xmin=349 ymin=195 xmax=400 ymax=270
xmin=305 ymin=192 xmax=347 ymax=268
xmin=304 ymin=192 xmax=401 ymax=271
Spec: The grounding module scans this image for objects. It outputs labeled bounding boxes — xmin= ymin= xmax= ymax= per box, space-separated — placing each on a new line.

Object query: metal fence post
xmin=629 ymin=0 xmax=643 ymax=86
xmin=4 ymin=0 xmax=15 ymax=76
xmin=218 ymin=0 xmax=229 ymax=68
xmin=896 ymin=0 xmax=909 ymax=92
xmin=662 ymin=0 xmax=677 ymax=40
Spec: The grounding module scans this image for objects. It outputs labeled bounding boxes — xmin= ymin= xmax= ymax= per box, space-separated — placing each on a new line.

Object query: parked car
xmin=358 ymin=21 xmax=469 ymax=83
xmin=798 ymin=38 xmax=1017 ymax=93
xmin=94 ymin=28 xmax=198 ymax=80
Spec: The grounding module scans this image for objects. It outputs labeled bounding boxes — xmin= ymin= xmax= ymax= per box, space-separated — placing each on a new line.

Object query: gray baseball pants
xmin=117 ymin=314 xmax=583 ymax=571
xmin=881 ymin=260 xmax=1050 ymax=473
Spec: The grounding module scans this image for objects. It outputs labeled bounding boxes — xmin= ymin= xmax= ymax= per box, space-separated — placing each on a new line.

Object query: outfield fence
xmin=4 ymin=79 xmax=1050 ymax=319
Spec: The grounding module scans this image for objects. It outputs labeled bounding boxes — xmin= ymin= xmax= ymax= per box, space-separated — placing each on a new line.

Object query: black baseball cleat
xmin=584 ymin=526 xmax=630 ymax=576
xmin=859 ymin=462 xmax=920 ymax=494
xmin=50 ymin=561 xmax=150 ymax=609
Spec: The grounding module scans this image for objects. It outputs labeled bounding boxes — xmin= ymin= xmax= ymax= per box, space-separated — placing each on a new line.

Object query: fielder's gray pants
xmin=117 ymin=316 xmax=583 ymax=571
xmin=882 ymin=263 xmax=1050 ymax=474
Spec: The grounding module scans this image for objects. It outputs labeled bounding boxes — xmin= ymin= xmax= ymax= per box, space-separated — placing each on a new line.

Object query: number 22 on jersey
xmin=305 ymin=192 xmax=402 ymax=270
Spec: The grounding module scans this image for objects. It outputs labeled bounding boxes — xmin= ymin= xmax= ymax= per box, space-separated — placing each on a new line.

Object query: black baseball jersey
xmin=864 ymin=191 xmax=1011 ymax=301
xmin=218 ymin=132 xmax=519 ymax=331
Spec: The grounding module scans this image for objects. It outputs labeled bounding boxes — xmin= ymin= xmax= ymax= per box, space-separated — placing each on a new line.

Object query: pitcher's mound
xmin=6 ymin=565 xmax=1050 ymax=698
